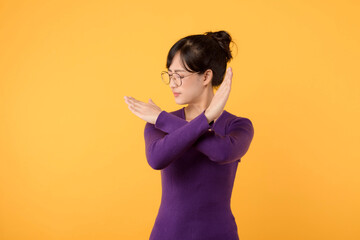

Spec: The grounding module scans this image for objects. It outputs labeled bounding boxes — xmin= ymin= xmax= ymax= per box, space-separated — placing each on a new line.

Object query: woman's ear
xmin=202 ymin=69 xmax=213 ymax=86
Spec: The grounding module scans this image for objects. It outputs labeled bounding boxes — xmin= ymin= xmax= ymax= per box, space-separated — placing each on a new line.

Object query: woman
xmin=124 ymin=30 xmax=254 ymax=240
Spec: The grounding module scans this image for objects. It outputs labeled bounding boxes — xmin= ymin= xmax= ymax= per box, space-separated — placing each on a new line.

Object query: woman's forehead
xmin=169 ymin=51 xmax=188 ymax=72
xmin=168 ymin=68 xmax=186 ymax=72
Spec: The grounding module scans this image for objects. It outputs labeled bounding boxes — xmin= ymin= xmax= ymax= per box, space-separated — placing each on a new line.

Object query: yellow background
xmin=1 ymin=0 xmax=359 ymax=239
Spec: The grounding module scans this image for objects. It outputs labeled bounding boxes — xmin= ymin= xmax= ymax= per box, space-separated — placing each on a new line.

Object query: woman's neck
xmin=184 ymin=87 xmax=214 ymax=121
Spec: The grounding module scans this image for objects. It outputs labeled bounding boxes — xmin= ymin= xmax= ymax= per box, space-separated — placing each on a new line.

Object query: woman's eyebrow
xmin=168 ymin=68 xmax=186 ymax=72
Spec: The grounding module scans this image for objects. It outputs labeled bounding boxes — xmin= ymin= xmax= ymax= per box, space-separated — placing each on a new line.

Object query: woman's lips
xmin=173 ymin=92 xmax=180 ymax=97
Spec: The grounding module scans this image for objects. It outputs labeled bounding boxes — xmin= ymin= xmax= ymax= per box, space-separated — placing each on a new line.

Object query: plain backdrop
xmin=0 ymin=0 xmax=359 ymax=239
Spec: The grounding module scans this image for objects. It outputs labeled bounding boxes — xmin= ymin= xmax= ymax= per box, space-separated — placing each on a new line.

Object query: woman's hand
xmin=124 ymin=96 xmax=162 ymax=124
xmin=205 ymin=67 xmax=233 ymax=123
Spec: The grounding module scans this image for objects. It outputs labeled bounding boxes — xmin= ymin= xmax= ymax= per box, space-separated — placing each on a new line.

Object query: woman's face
xmin=168 ymin=51 xmax=204 ymax=105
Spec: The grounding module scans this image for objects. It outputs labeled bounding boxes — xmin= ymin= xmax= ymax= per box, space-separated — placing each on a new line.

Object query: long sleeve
xmin=144 ymin=110 xmax=212 ymax=170
xmin=153 ymin=111 xmax=254 ymax=164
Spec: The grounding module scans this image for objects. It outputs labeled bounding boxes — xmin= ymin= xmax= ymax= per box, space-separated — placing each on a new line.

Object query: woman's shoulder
xmin=223 ymin=110 xmax=254 ymax=127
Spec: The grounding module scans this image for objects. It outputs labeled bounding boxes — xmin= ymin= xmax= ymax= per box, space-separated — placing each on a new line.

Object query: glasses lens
xmin=161 ymin=72 xmax=170 ymax=84
xmin=161 ymin=72 xmax=181 ymax=86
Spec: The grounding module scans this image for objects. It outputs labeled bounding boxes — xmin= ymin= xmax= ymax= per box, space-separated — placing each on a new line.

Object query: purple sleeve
xmin=144 ymin=110 xmax=212 ymax=170
xmin=152 ymin=111 xmax=254 ymax=164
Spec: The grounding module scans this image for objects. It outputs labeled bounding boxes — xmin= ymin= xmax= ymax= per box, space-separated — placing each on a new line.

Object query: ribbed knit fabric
xmin=144 ymin=107 xmax=254 ymax=240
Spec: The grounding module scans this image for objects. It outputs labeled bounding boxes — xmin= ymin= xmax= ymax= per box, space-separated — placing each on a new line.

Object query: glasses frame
xmin=161 ymin=71 xmax=199 ymax=87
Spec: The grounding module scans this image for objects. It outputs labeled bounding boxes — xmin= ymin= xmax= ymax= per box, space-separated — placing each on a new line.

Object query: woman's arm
xmin=154 ymin=111 xmax=254 ymax=164
xmin=127 ymin=67 xmax=234 ymax=168
xmin=144 ymin=110 xmax=213 ymax=170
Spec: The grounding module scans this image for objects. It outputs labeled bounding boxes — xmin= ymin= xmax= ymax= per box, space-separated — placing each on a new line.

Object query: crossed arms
xmin=144 ymin=110 xmax=254 ymax=170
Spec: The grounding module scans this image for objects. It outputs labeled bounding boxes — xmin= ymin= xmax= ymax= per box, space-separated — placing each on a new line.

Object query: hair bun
xmin=205 ymin=30 xmax=233 ymax=62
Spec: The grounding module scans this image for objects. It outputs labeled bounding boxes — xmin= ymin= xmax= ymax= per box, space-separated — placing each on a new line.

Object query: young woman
xmin=124 ymin=30 xmax=254 ymax=240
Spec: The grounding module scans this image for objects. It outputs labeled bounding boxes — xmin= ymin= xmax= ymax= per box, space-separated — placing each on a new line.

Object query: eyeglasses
xmin=161 ymin=71 xmax=199 ymax=87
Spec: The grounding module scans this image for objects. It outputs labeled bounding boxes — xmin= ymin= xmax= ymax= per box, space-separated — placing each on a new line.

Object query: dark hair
xmin=166 ymin=30 xmax=236 ymax=88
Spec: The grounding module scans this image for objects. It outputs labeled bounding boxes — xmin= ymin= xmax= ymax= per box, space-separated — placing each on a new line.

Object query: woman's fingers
xmin=127 ymin=100 xmax=144 ymax=119
xmin=221 ymin=68 xmax=232 ymax=92
xmin=125 ymin=96 xmax=154 ymax=115
xmin=125 ymin=96 xmax=141 ymax=113
xmin=126 ymin=96 xmax=142 ymax=105
xmin=149 ymin=98 xmax=156 ymax=106
xmin=125 ymin=96 xmax=146 ymax=110
xmin=211 ymin=68 xmax=231 ymax=104
xmin=224 ymin=67 xmax=232 ymax=86
xmin=217 ymin=67 xmax=232 ymax=92
xmin=126 ymin=97 xmax=160 ymax=112
xmin=124 ymin=95 xmax=161 ymax=124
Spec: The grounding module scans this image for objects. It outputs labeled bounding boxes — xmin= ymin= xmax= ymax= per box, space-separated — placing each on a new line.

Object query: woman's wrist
xmin=204 ymin=109 xmax=214 ymax=124
xmin=153 ymin=111 xmax=162 ymax=125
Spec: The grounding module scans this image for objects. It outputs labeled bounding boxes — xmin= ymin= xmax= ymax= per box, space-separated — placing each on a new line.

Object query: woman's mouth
xmin=173 ymin=92 xmax=180 ymax=97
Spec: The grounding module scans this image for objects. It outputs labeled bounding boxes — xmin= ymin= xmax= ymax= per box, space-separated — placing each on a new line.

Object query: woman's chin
xmin=175 ymin=99 xmax=186 ymax=105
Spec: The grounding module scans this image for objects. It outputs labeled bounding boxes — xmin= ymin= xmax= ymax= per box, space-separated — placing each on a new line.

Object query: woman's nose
xmin=169 ymin=77 xmax=178 ymax=88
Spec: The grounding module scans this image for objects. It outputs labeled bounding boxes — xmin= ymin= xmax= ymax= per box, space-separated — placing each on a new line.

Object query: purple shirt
xmin=144 ymin=107 xmax=254 ymax=240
